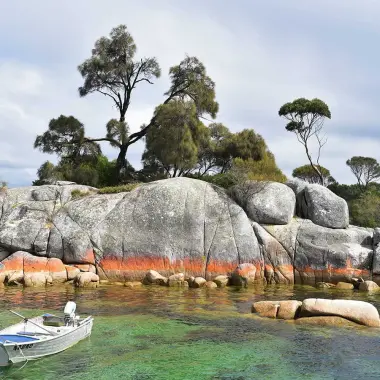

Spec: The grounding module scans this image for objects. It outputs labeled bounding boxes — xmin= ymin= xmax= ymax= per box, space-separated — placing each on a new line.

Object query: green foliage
xmin=143 ymin=100 xmax=207 ymax=177
xmin=78 ymin=25 xmax=161 ymax=122
xmin=279 ymin=97 xmax=331 ymax=185
xmin=98 ymin=183 xmax=142 ymax=194
xmin=0 ymin=180 xmax=7 ymax=190
xmin=350 ymin=190 xmax=380 ymax=228
xmin=76 ymin=25 xmax=218 ymax=178
xmin=34 ymin=115 xmax=101 ymax=164
xmin=106 ymin=119 xmax=129 ymax=147
xmin=293 ymin=164 xmax=336 ymax=185
xmin=346 ymin=156 xmax=380 ymax=187
xmin=196 ymin=122 xmax=233 ymax=175
xmin=165 ymin=55 xmax=219 ymax=118
xmin=231 ymin=155 xmax=287 ymax=184
xmin=32 ymin=161 xmax=60 ymax=185
xmin=33 ymin=155 xmax=119 ymax=188
xmin=278 ymin=98 xmax=331 ymax=129
xmin=186 ymin=172 xmax=236 ymax=189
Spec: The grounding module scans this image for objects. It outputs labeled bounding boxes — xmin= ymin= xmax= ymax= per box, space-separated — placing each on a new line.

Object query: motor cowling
xmin=64 ymin=301 xmax=76 ymax=325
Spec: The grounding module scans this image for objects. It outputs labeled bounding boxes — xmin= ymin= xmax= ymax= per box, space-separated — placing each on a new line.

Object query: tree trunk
xmin=116 ymin=145 xmax=128 ymax=181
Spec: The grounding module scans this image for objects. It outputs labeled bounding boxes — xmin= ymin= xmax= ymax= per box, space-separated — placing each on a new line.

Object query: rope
xmin=3 ymin=340 xmax=29 ymax=371
xmin=15 ymin=342 xmax=29 ymax=371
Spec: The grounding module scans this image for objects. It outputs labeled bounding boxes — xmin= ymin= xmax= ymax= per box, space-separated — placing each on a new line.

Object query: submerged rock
xmin=294 ymin=316 xmax=359 ymax=327
xmin=124 ymin=281 xmax=143 ymax=288
xmin=336 ymin=282 xmax=354 ymax=290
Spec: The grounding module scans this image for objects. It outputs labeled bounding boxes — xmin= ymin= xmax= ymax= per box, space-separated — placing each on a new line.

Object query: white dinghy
xmin=0 ymin=301 xmax=93 ymax=366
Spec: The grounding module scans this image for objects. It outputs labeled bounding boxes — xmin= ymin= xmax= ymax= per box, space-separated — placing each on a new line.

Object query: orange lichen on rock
xmin=83 ymin=249 xmax=96 ymax=264
xmin=98 ymin=255 xmax=207 ymax=280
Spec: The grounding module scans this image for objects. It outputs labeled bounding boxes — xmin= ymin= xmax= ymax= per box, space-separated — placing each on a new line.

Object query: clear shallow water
xmin=0 ymin=285 xmax=380 ymax=379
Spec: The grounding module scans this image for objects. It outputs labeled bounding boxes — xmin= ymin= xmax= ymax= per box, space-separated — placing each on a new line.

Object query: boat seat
xmin=0 ymin=334 xmax=39 ymax=343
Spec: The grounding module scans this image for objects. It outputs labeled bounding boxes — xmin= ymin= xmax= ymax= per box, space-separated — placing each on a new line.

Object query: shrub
xmin=350 ymin=191 xmax=380 ymax=228
xmin=98 ymin=183 xmax=142 ymax=194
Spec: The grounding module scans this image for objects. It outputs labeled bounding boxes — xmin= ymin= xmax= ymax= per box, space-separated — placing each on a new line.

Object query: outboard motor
xmin=64 ymin=301 xmax=77 ymax=326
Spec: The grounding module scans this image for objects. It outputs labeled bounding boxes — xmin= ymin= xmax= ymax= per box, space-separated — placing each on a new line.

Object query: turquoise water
xmin=0 ymin=284 xmax=380 ymax=379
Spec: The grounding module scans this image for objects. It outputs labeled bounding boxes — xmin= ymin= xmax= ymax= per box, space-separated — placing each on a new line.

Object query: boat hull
xmin=0 ymin=318 xmax=93 ymax=365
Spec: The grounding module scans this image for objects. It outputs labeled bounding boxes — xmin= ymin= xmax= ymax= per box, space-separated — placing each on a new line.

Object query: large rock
xmin=300 ymin=298 xmax=380 ymax=327
xmin=301 ymin=184 xmax=349 ymax=229
xmin=0 ymin=178 xmax=376 ymax=285
xmin=231 ymin=181 xmax=295 ymax=225
xmin=0 ymin=179 xmax=264 ymax=281
xmin=265 ymin=219 xmax=373 ymax=285
xmin=94 ymin=178 xmax=262 ymax=281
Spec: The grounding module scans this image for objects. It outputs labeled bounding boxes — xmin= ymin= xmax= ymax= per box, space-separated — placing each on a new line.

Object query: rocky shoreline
xmin=0 ymin=177 xmax=379 ymax=287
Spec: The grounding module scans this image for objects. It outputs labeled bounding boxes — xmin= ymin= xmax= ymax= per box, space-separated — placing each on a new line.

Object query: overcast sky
xmin=1 ymin=0 xmax=379 ymax=187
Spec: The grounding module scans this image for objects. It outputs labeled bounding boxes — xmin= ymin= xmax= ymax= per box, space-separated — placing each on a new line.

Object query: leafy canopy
xmin=78 ymin=25 xmax=161 ymax=121
xmin=142 ymin=100 xmax=207 ymax=177
xmin=34 ymin=115 xmax=101 ymax=164
xmin=346 ymin=156 xmax=380 ymax=187
xmin=279 ymin=98 xmax=331 ymax=132
xmin=292 ymin=164 xmax=336 ymax=185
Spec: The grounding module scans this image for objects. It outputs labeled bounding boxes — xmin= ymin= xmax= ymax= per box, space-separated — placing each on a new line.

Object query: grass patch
xmin=98 ymin=183 xmax=142 ymax=194
xmin=71 ymin=189 xmax=91 ymax=199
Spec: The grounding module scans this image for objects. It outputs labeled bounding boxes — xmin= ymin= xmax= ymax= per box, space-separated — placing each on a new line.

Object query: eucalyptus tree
xmin=78 ymin=25 xmax=218 ymax=175
xmin=346 ymin=156 xmax=380 ymax=188
xmin=279 ymin=98 xmax=331 ymax=185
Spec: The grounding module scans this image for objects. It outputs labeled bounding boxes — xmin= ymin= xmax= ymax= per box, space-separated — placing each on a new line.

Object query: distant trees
xmin=292 ymin=164 xmax=336 ymax=186
xmin=346 ymin=156 xmax=380 ymax=188
xmin=279 ymin=98 xmax=331 ymax=186
xmin=350 ymin=191 xmax=380 ymax=228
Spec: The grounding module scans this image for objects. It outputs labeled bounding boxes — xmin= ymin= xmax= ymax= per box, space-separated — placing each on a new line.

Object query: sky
xmin=1 ymin=0 xmax=380 ymax=187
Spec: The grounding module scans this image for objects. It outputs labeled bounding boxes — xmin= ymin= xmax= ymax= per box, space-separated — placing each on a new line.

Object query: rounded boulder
xmin=231 ymin=181 xmax=295 ymax=225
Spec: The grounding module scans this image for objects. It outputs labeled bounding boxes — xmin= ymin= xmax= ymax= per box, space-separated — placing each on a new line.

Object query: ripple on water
xmin=1 ymin=285 xmax=380 ymax=379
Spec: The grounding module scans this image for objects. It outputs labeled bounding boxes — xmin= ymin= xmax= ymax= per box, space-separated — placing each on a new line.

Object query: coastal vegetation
xmin=28 ymin=24 xmax=380 ymax=228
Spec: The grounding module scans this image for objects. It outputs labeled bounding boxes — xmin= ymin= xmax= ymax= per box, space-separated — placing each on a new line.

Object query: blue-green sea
xmin=1 ymin=284 xmax=380 ymax=379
